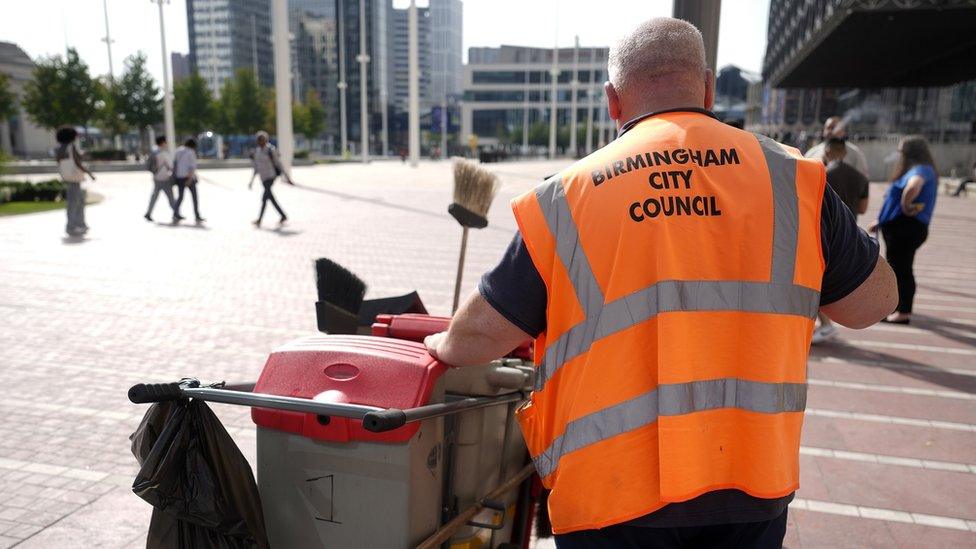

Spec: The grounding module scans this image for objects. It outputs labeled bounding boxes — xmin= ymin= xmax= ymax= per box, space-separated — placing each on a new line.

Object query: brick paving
xmin=0 ymin=161 xmax=973 ymax=548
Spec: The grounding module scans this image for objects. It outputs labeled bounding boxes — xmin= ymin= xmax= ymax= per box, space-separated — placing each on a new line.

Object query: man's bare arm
xmin=821 ymin=256 xmax=897 ymax=328
xmin=425 ymin=293 xmax=532 ymax=367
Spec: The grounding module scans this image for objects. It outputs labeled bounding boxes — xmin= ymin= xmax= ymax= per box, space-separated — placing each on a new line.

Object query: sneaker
xmin=278 ymin=216 xmax=287 ymax=225
xmin=811 ymin=324 xmax=838 ymax=344
xmin=195 ymin=217 xmax=206 ymax=223
xmin=252 ymin=219 xmax=261 ymax=227
xmin=144 ymin=214 xmax=152 ymax=222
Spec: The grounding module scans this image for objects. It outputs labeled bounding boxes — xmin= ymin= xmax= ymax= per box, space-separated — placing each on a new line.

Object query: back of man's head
xmin=607 ymin=17 xmax=707 ymax=112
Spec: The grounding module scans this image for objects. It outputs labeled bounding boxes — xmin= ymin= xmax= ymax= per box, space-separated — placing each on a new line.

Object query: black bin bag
xmin=130 ymin=399 xmax=270 ymax=548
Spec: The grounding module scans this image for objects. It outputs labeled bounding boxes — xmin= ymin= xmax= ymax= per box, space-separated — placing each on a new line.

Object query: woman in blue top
xmin=869 ymin=136 xmax=938 ymax=324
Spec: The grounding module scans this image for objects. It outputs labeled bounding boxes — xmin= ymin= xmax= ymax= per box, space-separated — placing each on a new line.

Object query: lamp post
xmin=152 ymin=0 xmax=176 ymax=156
xmin=338 ymin=0 xmax=348 ymax=156
xmin=102 ymin=0 xmax=115 ymax=80
xmin=272 ymin=0 xmax=294 ymax=171
xmin=408 ymin=0 xmax=419 ymax=167
xmin=357 ymin=0 xmax=370 ymax=163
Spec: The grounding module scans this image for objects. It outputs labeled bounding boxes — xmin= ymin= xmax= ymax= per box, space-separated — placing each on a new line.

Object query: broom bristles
xmin=314 ymin=258 xmax=367 ymax=314
xmin=452 ymin=159 xmax=500 ymax=218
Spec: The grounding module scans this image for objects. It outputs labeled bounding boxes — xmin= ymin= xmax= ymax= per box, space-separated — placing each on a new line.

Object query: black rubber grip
xmin=362 ymin=409 xmax=407 ymax=432
xmin=128 ymin=382 xmax=185 ymax=404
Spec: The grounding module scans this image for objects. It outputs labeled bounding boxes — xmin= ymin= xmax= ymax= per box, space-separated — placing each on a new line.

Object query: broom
xmin=449 ymin=160 xmax=500 ymax=313
xmin=314 ymin=258 xmax=367 ymax=334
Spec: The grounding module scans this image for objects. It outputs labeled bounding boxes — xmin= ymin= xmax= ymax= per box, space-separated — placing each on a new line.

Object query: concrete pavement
xmin=0 ymin=162 xmax=973 ymax=548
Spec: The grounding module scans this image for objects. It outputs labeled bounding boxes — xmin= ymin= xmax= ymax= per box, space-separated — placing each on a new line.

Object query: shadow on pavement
xmin=291 ymin=183 xmax=513 ymax=234
xmin=155 ymin=221 xmax=212 ymax=231
xmin=917 ymin=283 xmax=976 ymax=300
xmin=910 ymin=314 xmax=976 ymax=348
xmin=268 ymin=227 xmax=302 ymax=237
xmin=61 ymin=235 xmax=88 ymax=245
xmin=809 ymin=341 xmax=976 ymax=394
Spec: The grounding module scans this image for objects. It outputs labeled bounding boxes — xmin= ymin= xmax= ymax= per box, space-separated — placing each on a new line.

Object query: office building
xmin=388 ymin=3 xmax=431 ymax=112
xmin=429 ymin=0 xmax=462 ymax=101
xmin=0 ymin=42 xmax=50 ymax=158
xmin=186 ymin=0 xmax=274 ymax=96
xmin=171 ymin=52 xmax=192 ymax=83
xmin=461 ymin=44 xmax=612 ymax=151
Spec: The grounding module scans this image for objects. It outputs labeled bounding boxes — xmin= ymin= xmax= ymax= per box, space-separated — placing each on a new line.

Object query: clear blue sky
xmin=1 ymin=0 xmax=770 ymax=84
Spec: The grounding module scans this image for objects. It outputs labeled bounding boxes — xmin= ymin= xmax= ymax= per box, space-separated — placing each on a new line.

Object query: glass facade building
xmin=186 ymin=0 xmax=274 ymax=96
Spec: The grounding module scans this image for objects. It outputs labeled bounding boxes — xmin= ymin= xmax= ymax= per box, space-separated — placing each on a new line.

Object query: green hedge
xmin=294 ymin=150 xmax=310 ymax=160
xmin=0 ymin=180 xmax=63 ymax=204
xmin=87 ymin=149 xmax=127 ymax=161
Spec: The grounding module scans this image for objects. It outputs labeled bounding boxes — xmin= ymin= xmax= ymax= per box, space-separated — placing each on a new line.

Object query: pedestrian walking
xmin=173 ymin=139 xmax=205 ymax=223
xmin=425 ymin=17 xmax=896 ymax=548
xmin=812 ymin=137 xmax=871 ymax=343
xmin=869 ymin=135 xmax=938 ymax=325
xmin=249 ymin=131 xmax=293 ymax=227
xmin=805 ymin=116 xmax=870 ymax=178
xmin=144 ymin=135 xmax=177 ymax=222
xmin=55 ymin=126 xmax=95 ymax=236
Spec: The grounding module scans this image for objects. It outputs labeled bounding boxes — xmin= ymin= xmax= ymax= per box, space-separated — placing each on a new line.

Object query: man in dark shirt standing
xmin=813 ymin=138 xmax=871 ymax=343
xmin=425 ymin=17 xmax=896 ymax=548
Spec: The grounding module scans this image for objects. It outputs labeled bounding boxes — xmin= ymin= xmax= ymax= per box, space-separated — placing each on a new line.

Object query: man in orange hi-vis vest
xmin=426 ymin=17 xmax=896 ymax=548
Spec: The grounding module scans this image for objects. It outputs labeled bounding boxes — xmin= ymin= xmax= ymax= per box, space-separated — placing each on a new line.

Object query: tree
xmin=231 ymin=68 xmax=268 ymax=135
xmin=22 ymin=48 xmax=97 ymax=130
xmin=0 ymin=73 xmax=16 ymax=121
xmin=213 ymin=77 xmax=237 ymax=136
xmin=117 ymin=53 xmax=161 ymax=147
xmin=174 ymin=72 xmax=215 ymax=137
xmin=93 ymin=77 xmax=128 ymax=142
xmin=302 ymin=90 xmax=326 ymax=139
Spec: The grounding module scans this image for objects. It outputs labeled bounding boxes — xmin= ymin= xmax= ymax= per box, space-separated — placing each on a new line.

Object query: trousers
xmin=174 ymin=177 xmax=202 ymax=220
xmin=258 ymin=178 xmax=286 ymax=221
xmin=554 ymin=509 xmax=789 ymax=549
xmin=64 ymin=182 xmax=87 ymax=235
xmin=146 ymin=179 xmax=177 ymax=218
xmin=881 ymin=216 xmax=929 ymax=314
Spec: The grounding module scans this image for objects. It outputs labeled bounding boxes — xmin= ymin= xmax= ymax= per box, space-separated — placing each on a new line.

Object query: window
xmin=472 ymin=71 xmax=526 ymax=84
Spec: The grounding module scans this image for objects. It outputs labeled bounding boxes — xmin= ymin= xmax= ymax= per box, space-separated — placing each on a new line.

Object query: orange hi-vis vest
xmin=511 ymin=110 xmax=826 ymax=534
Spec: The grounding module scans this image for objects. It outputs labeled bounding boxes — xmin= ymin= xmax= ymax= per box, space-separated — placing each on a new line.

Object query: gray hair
xmin=608 ymin=17 xmax=706 ymax=93
xmin=255 ymin=130 xmax=270 ymax=139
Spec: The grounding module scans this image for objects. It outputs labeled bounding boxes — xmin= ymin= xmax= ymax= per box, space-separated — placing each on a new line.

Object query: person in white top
xmin=806 ymin=117 xmax=871 ymax=344
xmin=805 ymin=117 xmax=870 ymax=178
xmin=249 ymin=130 xmax=294 ymax=227
xmin=173 ymin=138 xmax=204 ymax=223
xmin=144 ymin=135 xmax=177 ymax=222
xmin=55 ymin=126 xmax=95 ymax=236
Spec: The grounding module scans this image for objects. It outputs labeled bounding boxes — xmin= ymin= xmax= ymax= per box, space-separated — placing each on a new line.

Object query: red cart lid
xmin=251 ymin=335 xmax=446 ymax=443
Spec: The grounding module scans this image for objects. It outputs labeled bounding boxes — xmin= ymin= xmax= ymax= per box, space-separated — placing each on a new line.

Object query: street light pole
xmin=338 ymin=0 xmax=348 ymax=156
xmin=272 ymin=0 xmax=294 ymax=171
xmin=408 ymin=0 xmax=419 ymax=167
xmin=585 ymin=46 xmax=595 ymax=154
xmin=357 ymin=0 xmax=370 ymax=163
xmin=102 ymin=0 xmax=115 ymax=80
xmin=153 ymin=0 xmax=176 ymax=156
xmin=569 ymin=35 xmax=579 ymax=157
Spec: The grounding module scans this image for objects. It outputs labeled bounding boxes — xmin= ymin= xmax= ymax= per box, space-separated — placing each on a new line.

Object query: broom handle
xmin=452 ymin=226 xmax=469 ymax=313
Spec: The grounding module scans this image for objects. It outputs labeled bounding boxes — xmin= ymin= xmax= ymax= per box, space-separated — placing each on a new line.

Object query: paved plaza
xmin=0 ymin=159 xmax=974 ymax=547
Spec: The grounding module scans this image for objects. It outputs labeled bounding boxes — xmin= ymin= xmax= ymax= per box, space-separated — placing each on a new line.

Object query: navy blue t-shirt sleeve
xmin=819 ymin=186 xmax=880 ymax=305
xmin=478 ymin=233 xmax=547 ymax=338
xmin=478 ymin=188 xmax=880 ymax=333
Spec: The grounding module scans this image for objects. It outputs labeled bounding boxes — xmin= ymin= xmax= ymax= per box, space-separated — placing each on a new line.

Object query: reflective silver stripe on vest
xmin=535 ymin=179 xmax=605 ymax=315
xmin=757 ymin=134 xmax=799 ymax=284
xmin=532 ymin=378 xmax=807 ymax=479
xmin=533 ymin=135 xmax=818 ymax=391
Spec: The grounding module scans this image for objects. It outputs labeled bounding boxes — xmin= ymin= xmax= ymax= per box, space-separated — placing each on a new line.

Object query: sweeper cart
xmin=129 ymin=311 xmax=539 ymax=548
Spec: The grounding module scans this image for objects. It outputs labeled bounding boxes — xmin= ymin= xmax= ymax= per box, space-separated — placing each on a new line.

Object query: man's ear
xmin=604 ymin=81 xmax=622 ymax=124
xmin=703 ymin=69 xmax=715 ymax=110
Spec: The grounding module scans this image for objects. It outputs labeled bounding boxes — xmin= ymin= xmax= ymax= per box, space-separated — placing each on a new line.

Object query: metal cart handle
xmin=128 ymin=380 xmax=524 ymax=433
